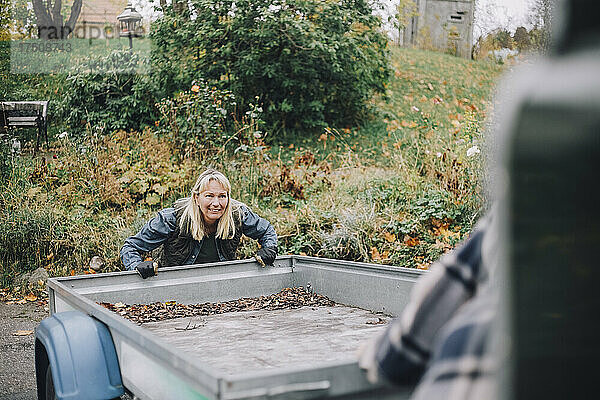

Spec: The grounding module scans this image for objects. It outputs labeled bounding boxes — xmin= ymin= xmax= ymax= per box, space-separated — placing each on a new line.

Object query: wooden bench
xmin=0 ymin=101 xmax=49 ymax=151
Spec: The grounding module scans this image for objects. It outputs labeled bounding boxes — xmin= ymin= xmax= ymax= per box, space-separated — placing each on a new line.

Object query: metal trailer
xmin=35 ymin=256 xmax=423 ymax=400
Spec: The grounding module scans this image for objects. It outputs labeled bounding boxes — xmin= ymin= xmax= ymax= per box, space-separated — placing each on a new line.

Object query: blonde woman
xmin=121 ymin=169 xmax=278 ymax=278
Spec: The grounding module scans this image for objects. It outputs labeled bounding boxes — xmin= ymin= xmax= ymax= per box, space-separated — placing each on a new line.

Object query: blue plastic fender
xmin=35 ymin=311 xmax=124 ymax=400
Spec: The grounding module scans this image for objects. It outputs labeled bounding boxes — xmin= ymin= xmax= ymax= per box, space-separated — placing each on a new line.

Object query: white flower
xmin=11 ymin=139 xmax=21 ymax=154
xmin=58 ymin=131 xmax=68 ymax=139
xmin=411 ymin=106 xmax=420 ymax=112
xmin=436 ymin=152 xmax=442 ymax=158
xmin=467 ymin=145 xmax=481 ymax=157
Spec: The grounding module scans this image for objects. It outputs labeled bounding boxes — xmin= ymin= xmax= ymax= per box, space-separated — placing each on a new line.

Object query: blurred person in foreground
xmin=121 ymin=168 xmax=277 ymax=278
xmin=358 ymin=0 xmax=600 ymax=398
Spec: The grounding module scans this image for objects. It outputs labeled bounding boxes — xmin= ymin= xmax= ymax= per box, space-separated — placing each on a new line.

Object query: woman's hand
xmin=136 ymin=260 xmax=159 ymax=279
xmin=255 ymin=246 xmax=277 ymax=267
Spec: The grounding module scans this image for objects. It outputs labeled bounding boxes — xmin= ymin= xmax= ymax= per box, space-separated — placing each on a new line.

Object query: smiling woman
xmin=120 ymin=169 xmax=278 ymax=279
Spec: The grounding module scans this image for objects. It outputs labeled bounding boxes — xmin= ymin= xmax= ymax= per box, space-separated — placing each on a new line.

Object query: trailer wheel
xmin=35 ymin=340 xmax=52 ymax=400
xmin=45 ymin=365 xmax=57 ymax=400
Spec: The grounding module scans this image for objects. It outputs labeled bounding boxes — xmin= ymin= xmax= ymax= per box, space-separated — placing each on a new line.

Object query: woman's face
xmin=195 ymin=180 xmax=229 ymax=225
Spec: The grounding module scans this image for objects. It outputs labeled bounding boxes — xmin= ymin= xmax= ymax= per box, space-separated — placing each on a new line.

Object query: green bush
xmin=151 ymin=0 xmax=391 ymax=131
xmin=156 ymin=82 xmax=237 ymax=152
xmin=57 ymin=50 xmax=158 ymax=136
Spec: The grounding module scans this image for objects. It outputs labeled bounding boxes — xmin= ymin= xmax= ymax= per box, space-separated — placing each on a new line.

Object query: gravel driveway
xmin=0 ymin=301 xmax=47 ymax=400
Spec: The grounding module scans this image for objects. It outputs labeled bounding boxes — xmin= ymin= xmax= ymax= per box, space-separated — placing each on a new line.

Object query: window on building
xmin=449 ymin=11 xmax=466 ymax=23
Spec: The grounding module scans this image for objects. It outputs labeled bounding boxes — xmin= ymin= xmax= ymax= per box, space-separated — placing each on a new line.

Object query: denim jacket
xmin=120 ymin=200 xmax=277 ymax=270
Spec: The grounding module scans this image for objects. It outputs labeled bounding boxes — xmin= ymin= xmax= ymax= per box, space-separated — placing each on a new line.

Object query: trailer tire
xmin=35 ymin=341 xmax=50 ymax=400
xmin=45 ymin=364 xmax=57 ymax=400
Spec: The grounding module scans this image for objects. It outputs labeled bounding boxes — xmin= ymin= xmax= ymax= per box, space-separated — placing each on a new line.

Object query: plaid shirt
xmin=359 ymin=214 xmax=500 ymax=399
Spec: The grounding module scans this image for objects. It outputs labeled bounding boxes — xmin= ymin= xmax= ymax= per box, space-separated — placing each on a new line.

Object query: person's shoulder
xmin=155 ymin=207 xmax=177 ymax=222
xmin=230 ymin=199 xmax=249 ymax=218
xmin=230 ymin=198 xmax=247 ymax=209
xmin=156 ymin=199 xmax=189 ymax=224
xmin=144 ymin=207 xmax=178 ymax=233
xmin=174 ymin=197 xmax=189 ymax=210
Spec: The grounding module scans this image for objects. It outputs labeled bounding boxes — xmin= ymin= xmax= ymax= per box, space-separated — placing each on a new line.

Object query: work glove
xmin=255 ymin=246 xmax=277 ymax=267
xmin=135 ymin=260 xmax=158 ymax=279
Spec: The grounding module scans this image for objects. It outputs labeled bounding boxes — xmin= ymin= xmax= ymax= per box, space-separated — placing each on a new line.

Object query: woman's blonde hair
xmin=176 ymin=169 xmax=237 ymax=241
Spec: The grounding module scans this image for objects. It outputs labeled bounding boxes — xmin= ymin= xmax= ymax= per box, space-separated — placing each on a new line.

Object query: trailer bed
xmin=144 ymin=304 xmax=389 ymax=375
xmin=47 ymin=256 xmax=423 ymax=399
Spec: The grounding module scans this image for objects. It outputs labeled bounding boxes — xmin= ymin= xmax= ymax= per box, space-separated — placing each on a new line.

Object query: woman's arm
xmin=238 ymin=204 xmax=278 ymax=265
xmin=120 ymin=208 xmax=178 ymax=270
xmin=239 ymin=205 xmax=278 ymax=249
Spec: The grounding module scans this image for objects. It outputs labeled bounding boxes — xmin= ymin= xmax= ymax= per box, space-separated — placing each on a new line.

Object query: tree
xmin=495 ymin=28 xmax=513 ymax=49
xmin=513 ymin=26 xmax=530 ymax=51
xmin=0 ymin=0 xmax=10 ymax=40
xmin=32 ymin=0 xmax=82 ymax=39
xmin=151 ymin=0 xmax=391 ymax=132
xmin=528 ymin=0 xmax=554 ymax=51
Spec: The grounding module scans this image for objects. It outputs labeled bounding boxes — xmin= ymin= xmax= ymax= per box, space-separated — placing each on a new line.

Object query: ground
xmin=0 ymin=301 xmax=47 ymax=400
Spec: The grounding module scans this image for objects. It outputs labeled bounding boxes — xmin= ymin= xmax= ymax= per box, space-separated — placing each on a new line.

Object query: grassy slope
xmin=360 ymin=47 xmax=500 ymax=161
xmin=0 ymin=47 xmax=504 ymax=290
xmin=238 ymin=47 xmax=504 ymax=267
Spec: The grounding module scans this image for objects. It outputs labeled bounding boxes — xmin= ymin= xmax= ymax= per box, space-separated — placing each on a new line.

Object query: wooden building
xmin=400 ymin=0 xmax=474 ymax=59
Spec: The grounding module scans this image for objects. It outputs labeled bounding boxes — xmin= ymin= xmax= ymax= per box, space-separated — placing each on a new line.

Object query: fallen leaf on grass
xmin=403 ymin=235 xmax=420 ymax=247
xmin=25 ymin=294 xmax=37 ymax=302
xmin=401 ymin=120 xmax=418 ymax=128
xmin=370 ymin=247 xmax=389 ymax=262
xmin=433 ymin=239 xmax=452 ymax=252
xmin=13 ymin=330 xmax=33 ymax=336
xmin=383 ymin=232 xmax=396 ymax=243
xmin=433 ymin=225 xmax=461 ymax=241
